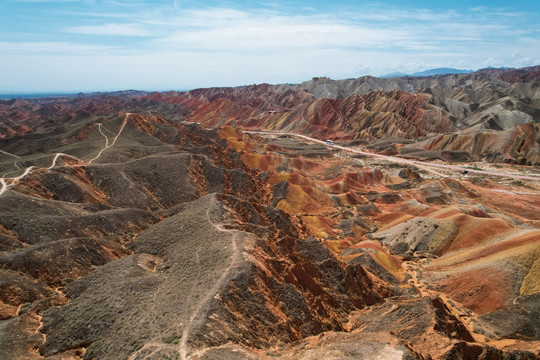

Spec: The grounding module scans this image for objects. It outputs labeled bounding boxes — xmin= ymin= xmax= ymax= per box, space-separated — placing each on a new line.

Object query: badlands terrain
xmin=0 ymin=66 xmax=539 ymax=359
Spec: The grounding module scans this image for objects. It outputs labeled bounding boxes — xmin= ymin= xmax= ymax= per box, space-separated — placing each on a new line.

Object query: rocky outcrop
xmin=414 ymin=123 xmax=540 ymax=165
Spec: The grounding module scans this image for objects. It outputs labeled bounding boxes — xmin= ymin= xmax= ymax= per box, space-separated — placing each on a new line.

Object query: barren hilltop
xmin=0 ymin=66 xmax=539 ymax=360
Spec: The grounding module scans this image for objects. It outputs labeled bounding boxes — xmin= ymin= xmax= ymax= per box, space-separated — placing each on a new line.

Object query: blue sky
xmin=1 ymin=0 xmax=539 ymax=93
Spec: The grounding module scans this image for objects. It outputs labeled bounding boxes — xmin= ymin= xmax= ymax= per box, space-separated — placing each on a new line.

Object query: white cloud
xmin=146 ymin=8 xmax=429 ymax=52
xmin=67 ymin=23 xmax=152 ymax=36
xmin=481 ymin=57 xmax=504 ymax=67
xmin=155 ymin=23 xmax=411 ymax=52
xmin=2 ymin=4 xmax=539 ymax=92
xmin=138 ymin=7 xmax=531 ymax=56
xmin=471 ymin=6 xmax=488 ymax=12
xmin=509 ymin=51 xmax=533 ymax=67
xmin=0 ymin=41 xmax=117 ymax=54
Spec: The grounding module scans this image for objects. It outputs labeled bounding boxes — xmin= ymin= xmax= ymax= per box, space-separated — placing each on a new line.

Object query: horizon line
xmin=0 ymin=64 xmax=536 ymax=99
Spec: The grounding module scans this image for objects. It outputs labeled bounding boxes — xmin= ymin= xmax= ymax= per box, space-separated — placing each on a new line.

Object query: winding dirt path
xmin=402 ymin=260 xmax=480 ymax=340
xmin=0 ymin=113 xmax=130 ymax=196
xmin=403 ymin=260 xmax=434 ymax=299
xmin=97 ymin=124 xmax=110 ymax=147
xmin=0 ymin=149 xmax=20 ymax=158
xmin=1 ymin=159 xmax=20 ymax=178
xmin=88 ymin=114 xmax=129 ymax=164
xmin=246 ymin=131 xmax=540 ymax=182
xmin=178 ymin=196 xmax=242 ymax=360
xmin=484 ymin=188 xmax=540 ymax=196
xmin=0 ymin=166 xmax=35 ymax=195
xmin=127 ymin=340 xmax=176 ymax=360
xmin=47 ymin=153 xmax=82 ymax=169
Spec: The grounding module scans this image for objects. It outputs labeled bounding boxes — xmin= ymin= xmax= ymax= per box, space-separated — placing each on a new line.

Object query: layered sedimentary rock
xmin=0 ymin=67 xmax=539 ymax=360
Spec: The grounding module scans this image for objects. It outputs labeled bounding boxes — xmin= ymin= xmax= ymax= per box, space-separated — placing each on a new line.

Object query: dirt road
xmin=247 ymin=131 xmax=540 ymax=182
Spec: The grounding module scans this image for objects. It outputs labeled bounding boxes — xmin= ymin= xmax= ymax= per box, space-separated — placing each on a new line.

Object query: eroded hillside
xmin=0 ymin=68 xmax=539 ymax=360
xmin=3 ymin=67 xmax=539 ymax=166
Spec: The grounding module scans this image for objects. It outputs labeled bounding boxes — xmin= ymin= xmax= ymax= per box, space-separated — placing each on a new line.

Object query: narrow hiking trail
xmin=128 ymin=196 xmax=244 ymax=360
xmin=47 ymin=153 xmax=82 ymax=169
xmin=0 ymin=166 xmax=34 ymax=195
xmin=0 ymin=149 xmax=20 ymax=158
xmin=178 ymin=196 xmax=242 ymax=360
xmin=413 ymin=162 xmax=452 ymax=178
xmin=88 ymin=114 xmax=129 ymax=164
xmin=246 ymin=131 xmax=540 ymax=182
xmin=402 ymin=260 xmax=479 ymax=340
xmin=403 ymin=260 xmax=431 ymax=299
xmin=0 ymin=113 xmax=130 ymax=196
xmin=0 ymin=179 xmax=6 ymax=196
xmin=1 ymin=160 xmax=21 ymax=178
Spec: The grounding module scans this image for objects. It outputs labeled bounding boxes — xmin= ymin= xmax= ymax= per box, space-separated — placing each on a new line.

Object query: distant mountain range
xmin=0 ymin=67 xmax=521 ymax=100
xmin=381 ymin=67 xmax=474 ymax=78
xmin=0 ymin=89 xmax=150 ymax=100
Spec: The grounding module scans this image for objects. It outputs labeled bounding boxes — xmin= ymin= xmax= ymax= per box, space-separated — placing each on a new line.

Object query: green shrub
xmin=467 ymin=165 xmax=483 ymax=171
xmin=163 ymin=333 xmax=182 ymax=344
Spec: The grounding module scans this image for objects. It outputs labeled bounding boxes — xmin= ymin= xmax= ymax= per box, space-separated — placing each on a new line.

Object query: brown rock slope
xmin=170 ymin=67 xmax=539 ymax=163
xmin=413 ymin=123 xmax=540 ymax=165
xmin=39 ymin=194 xmax=390 ymax=359
xmin=3 ymin=66 xmax=539 ymax=164
xmin=0 ymin=113 xmax=399 ymax=360
xmin=0 ymin=67 xmax=539 ymax=359
xmin=218 ymin=129 xmax=540 ymax=355
xmin=168 ymin=87 xmax=457 ymax=141
xmin=0 ymin=91 xmax=187 ymax=138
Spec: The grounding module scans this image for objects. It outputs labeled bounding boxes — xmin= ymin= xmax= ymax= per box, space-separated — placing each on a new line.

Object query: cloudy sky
xmin=1 ymin=0 xmax=539 ymax=93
